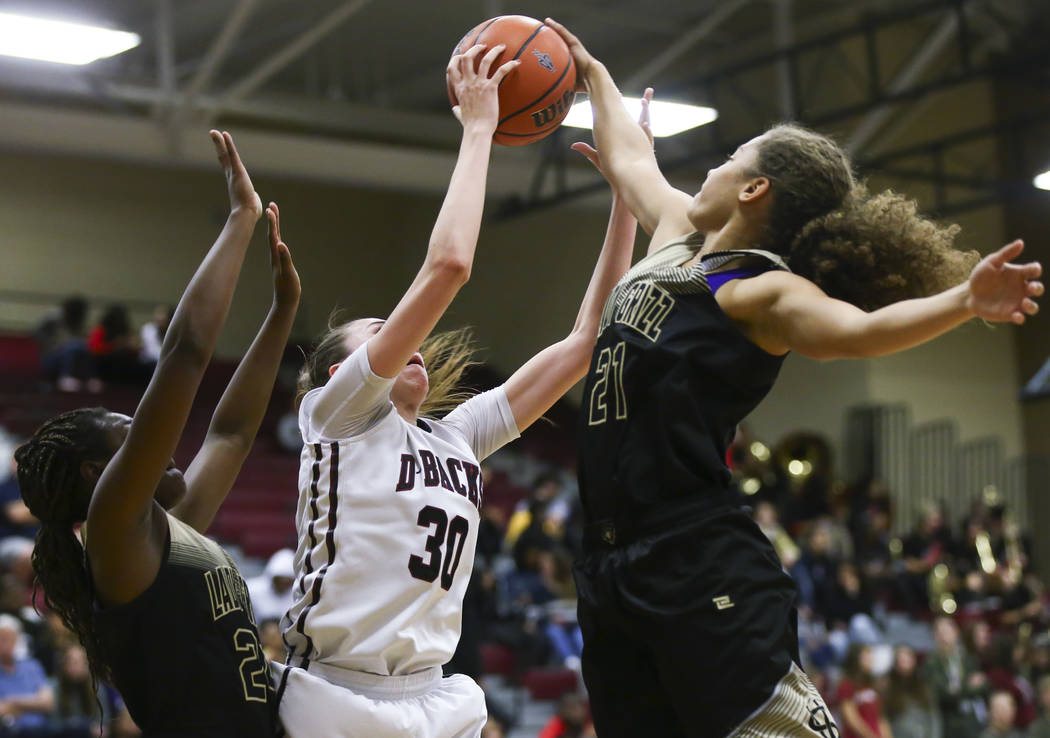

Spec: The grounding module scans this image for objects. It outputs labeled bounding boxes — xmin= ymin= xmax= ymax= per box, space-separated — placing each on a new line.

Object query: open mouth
xmin=407 ymin=354 xmax=424 ymax=368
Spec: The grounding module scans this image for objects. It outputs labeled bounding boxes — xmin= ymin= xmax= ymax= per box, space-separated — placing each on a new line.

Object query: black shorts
xmin=574 ymin=507 xmax=803 ymax=738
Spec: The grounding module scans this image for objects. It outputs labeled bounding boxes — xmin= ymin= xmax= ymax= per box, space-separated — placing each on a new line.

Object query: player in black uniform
xmin=15 ymin=131 xmax=299 ymax=737
xmin=547 ymin=19 xmax=1043 ymax=738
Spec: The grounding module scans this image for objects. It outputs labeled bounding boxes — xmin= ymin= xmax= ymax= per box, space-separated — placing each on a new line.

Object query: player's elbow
xmin=426 ymin=253 xmax=472 ymax=286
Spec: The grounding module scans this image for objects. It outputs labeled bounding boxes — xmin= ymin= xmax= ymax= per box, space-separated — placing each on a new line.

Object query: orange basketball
xmin=448 ymin=15 xmax=576 ymax=146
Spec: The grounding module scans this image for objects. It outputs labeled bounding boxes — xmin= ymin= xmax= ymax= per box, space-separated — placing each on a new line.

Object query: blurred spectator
xmin=504 ymin=472 xmax=568 ymax=549
xmin=0 ymin=614 xmax=55 ymax=735
xmin=538 ymin=693 xmax=594 ymax=738
xmin=885 ymin=644 xmax=942 ymax=738
xmin=246 ymin=549 xmax=295 ymax=623
xmin=138 ymin=305 xmax=173 ymax=370
xmin=983 ymin=690 xmax=1023 ymax=738
xmin=87 ymin=304 xmax=145 ymax=385
xmin=754 ymin=501 xmax=800 ymax=569
xmin=824 ymin=562 xmax=875 ymax=632
xmin=793 ymin=521 xmax=839 ymax=615
xmin=0 ymin=457 xmax=36 ymax=540
xmin=257 ymin=619 xmax=284 ymax=664
xmin=50 ymin=645 xmax=96 ymax=736
xmin=35 ymin=296 xmax=96 ymax=393
xmin=923 ymin=616 xmax=988 ymax=738
xmin=985 ymin=633 xmax=1037 ymax=728
xmin=1028 ymin=675 xmax=1050 ymax=738
xmin=836 ymin=644 xmax=891 ymax=738
xmin=480 ymin=717 xmax=505 ymax=738
xmin=900 ymin=502 xmax=953 ymax=611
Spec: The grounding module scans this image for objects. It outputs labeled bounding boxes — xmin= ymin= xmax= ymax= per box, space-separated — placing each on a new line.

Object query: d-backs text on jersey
xmin=395 ymin=450 xmax=483 ymax=510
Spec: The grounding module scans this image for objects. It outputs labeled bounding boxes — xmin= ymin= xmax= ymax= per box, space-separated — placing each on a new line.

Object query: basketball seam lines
xmin=511 ymin=21 xmax=546 ymax=61
xmin=498 ymin=54 xmax=574 ymax=127
xmin=470 ymin=17 xmax=501 ymax=50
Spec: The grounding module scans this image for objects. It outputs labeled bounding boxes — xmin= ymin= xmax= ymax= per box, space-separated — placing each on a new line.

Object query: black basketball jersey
xmin=578 ymin=234 xmax=788 ymax=528
xmin=93 ymin=513 xmax=276 ymax=737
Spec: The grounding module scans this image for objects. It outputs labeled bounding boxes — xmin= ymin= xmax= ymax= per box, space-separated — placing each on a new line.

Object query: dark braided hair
xmin=15 ymin=407 xmax=113 ymax=684
xmin=752 ymin=124 xmax=978 ymax=311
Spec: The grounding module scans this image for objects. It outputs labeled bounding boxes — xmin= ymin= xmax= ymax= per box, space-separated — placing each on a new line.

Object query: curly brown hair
xmin=752 ymin=124 xmax=979 ymax=311
xmin=296 ymin=314 xmax=479 ymax=418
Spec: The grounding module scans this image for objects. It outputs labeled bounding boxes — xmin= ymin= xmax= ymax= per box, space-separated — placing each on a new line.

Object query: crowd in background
xmin=3 ymin=300 xmax=1050 ymax=737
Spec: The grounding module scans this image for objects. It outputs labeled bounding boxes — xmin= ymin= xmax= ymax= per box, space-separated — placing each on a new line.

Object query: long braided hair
xmin=14 ymin=407 xmax=113 ymax=684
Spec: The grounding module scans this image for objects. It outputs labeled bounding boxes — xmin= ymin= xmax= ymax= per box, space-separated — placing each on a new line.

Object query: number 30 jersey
xmin=284 ymin=342 xmax=519 ymax=676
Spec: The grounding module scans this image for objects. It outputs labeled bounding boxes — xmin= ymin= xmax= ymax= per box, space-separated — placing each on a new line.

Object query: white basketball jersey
xmin=282 ymin=342 xmax=519 ymax=676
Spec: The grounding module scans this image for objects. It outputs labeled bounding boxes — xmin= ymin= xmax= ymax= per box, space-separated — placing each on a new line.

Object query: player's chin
xmin=396 ymin=366 xmax=429 ymax=396
xmin=155 ymin=471 xmax=187 ymax=510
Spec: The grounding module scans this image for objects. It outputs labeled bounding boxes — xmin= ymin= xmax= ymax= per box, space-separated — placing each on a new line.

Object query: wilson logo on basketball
xmin=530 ymin=89 xmax=575 ymax=128
xmin=531 ymin=48 xmax=555 ymax=72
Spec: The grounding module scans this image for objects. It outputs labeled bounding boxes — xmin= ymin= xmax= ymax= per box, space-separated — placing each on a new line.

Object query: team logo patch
xmin=532 ymin=48 xmax=555 ymax=72
xmin=806 ymin=699 xmax=839 ymax=738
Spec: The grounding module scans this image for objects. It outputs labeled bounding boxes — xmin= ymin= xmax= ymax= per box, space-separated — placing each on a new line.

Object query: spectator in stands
xmin=754 ymin=501 xmax=801 ymax=569
xmin=793 ymin=521 xmax=839 ymax=615
xmin=983 ymin=690 xmax=1024 ymax=738
xmin=836 ymin=643 xmax=890 ymax=738
xmin=0 ymin=457 xmax=36 ymax=540
xmin=257 ymin=619 xmax=285 ymax=663
xmin=985 ymin=633 xmax=1037 ymax=729
xmin=824 ymin=561 xmax=876 ymax=633
xmin=504 ymin=471 xmax=568 ymax=549
xmin=138 ymin=305 xmax=173 ymax=372
xmin=246 ymin=548 xmax=295 ymax=623
xmin=900 ymin=502 xmax=954 ymax=612
xmin=924 ymin=615 xmax=988 ymax=738
xmin=0 ymin=614 xmax=55 ymax=735
xmin=885 ymin=644 xmax=942 ymax=738
xmin=1027 ymin=675 xmax=1050 ymax=738
xmin=87 ymin=303 xmax=145 ymax=385
xmin=50 ymin=644 xmax=97 ymax=737
xmin=538 ymin=693 xmax=595 ymax=738
xmin=35 ymin=296 xmax=95 ymax=393
xmin=480 ymin=716 xmax=505 ymax=738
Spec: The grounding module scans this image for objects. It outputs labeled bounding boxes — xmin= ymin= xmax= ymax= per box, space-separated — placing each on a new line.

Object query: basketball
xmin=448 ymin=15 xmax=577 ymax=146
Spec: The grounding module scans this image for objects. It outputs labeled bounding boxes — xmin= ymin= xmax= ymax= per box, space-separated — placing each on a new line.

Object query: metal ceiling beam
xmin=622 ymin=0 xmax=752 ymax=91
xmin=152 ymin=0 xmax=175 ymax=120
xmin=180 ymin=0 xmax=260 ymax=112
xmin=845 ymin=5 xmax=969 ymax=154
xmin=213 ymin=0 xmax=375 ymax=110
xmin=772 ymin=0 xmax=796 ymax=119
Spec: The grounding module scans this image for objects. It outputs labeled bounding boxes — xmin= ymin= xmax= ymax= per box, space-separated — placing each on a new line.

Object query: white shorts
xmin=727 ymin=663 xmax=840 ymax=737
xmin=273 ymin=661 xmax=487 ymax=738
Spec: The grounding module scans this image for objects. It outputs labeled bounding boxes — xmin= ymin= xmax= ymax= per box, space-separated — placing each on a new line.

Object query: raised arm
xmin=172 ymin=203 xmax=300 ymax=533
xmin=546 ymin=18 xmax=693 ymax=247
xmin=363 ymin=45 xmax=520 ymax=380
xmin=500 ymin=95 xmax=652 ymax=431
xmin=86 ymin=131 xmax=262 ymax=604
xmin=737 ymin=240 xmax=1042 ymax=359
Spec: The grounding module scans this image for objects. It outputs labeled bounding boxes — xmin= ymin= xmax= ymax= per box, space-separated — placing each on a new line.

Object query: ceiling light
xmin=1035 ymin=170 xmax=1050 ymax=191
xmin=562 ymin=98 xmax=718 ymax=138
xmin=0 ymin=12 xmax=140 ymax=66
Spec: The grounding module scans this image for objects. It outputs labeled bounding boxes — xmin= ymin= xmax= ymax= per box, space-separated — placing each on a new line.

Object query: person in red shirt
xmin=836 ymin=644 xmax=892 ymax=738
xmin=539 ymin=693 xmax=595 ymax=738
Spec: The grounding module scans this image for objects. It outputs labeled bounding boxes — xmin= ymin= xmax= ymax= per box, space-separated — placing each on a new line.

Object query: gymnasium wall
xmin=0 ymin=141 xmax=1030 ymax=469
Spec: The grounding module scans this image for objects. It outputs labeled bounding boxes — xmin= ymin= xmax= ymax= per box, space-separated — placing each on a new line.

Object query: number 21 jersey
xmin=284 ymin=342 xmax=519 ymax=676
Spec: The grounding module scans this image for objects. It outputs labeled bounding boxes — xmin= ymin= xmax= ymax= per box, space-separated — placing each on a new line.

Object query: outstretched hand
xmin=966 ymin=240 xmax=1043 ymax=324
xmin=545 ymin=17 xmax=596 ymax=91
xmin=210 ymin=130 xmax=262 ymax=218
xmin=266 ymin=202 xmax=300 ymax=310
xmin=447 ymin=44 xmax=520 ymax=132
xmin=571 ymin=87 xmax=654 ymax=177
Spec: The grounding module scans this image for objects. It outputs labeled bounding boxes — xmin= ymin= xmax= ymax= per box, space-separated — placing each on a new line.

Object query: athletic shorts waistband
xmin=583 ymin=497 xmax=739 ymax=548
xmin=305 ymin=662 xmax=443 ymax=699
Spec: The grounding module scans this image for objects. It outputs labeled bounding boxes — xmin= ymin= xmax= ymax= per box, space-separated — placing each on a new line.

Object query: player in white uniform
xmin=273 ymin=44 xmax=649 ymax=738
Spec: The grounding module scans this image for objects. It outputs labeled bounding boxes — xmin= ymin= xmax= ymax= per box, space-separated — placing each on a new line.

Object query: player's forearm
xmin=849 ymin=283 xmax=973 ymax=358
xmin=584 ymin=64 xmax=655 ymax=184
xmin=572 ymin=193 xmax=636 ymax=338
xmin=163 ymin=210 xmax=259 ymax=366
xmin=423 ymin=125 xmax=494 ymax=279
xmin=204 ymin=301 xmax=298 ymax=450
